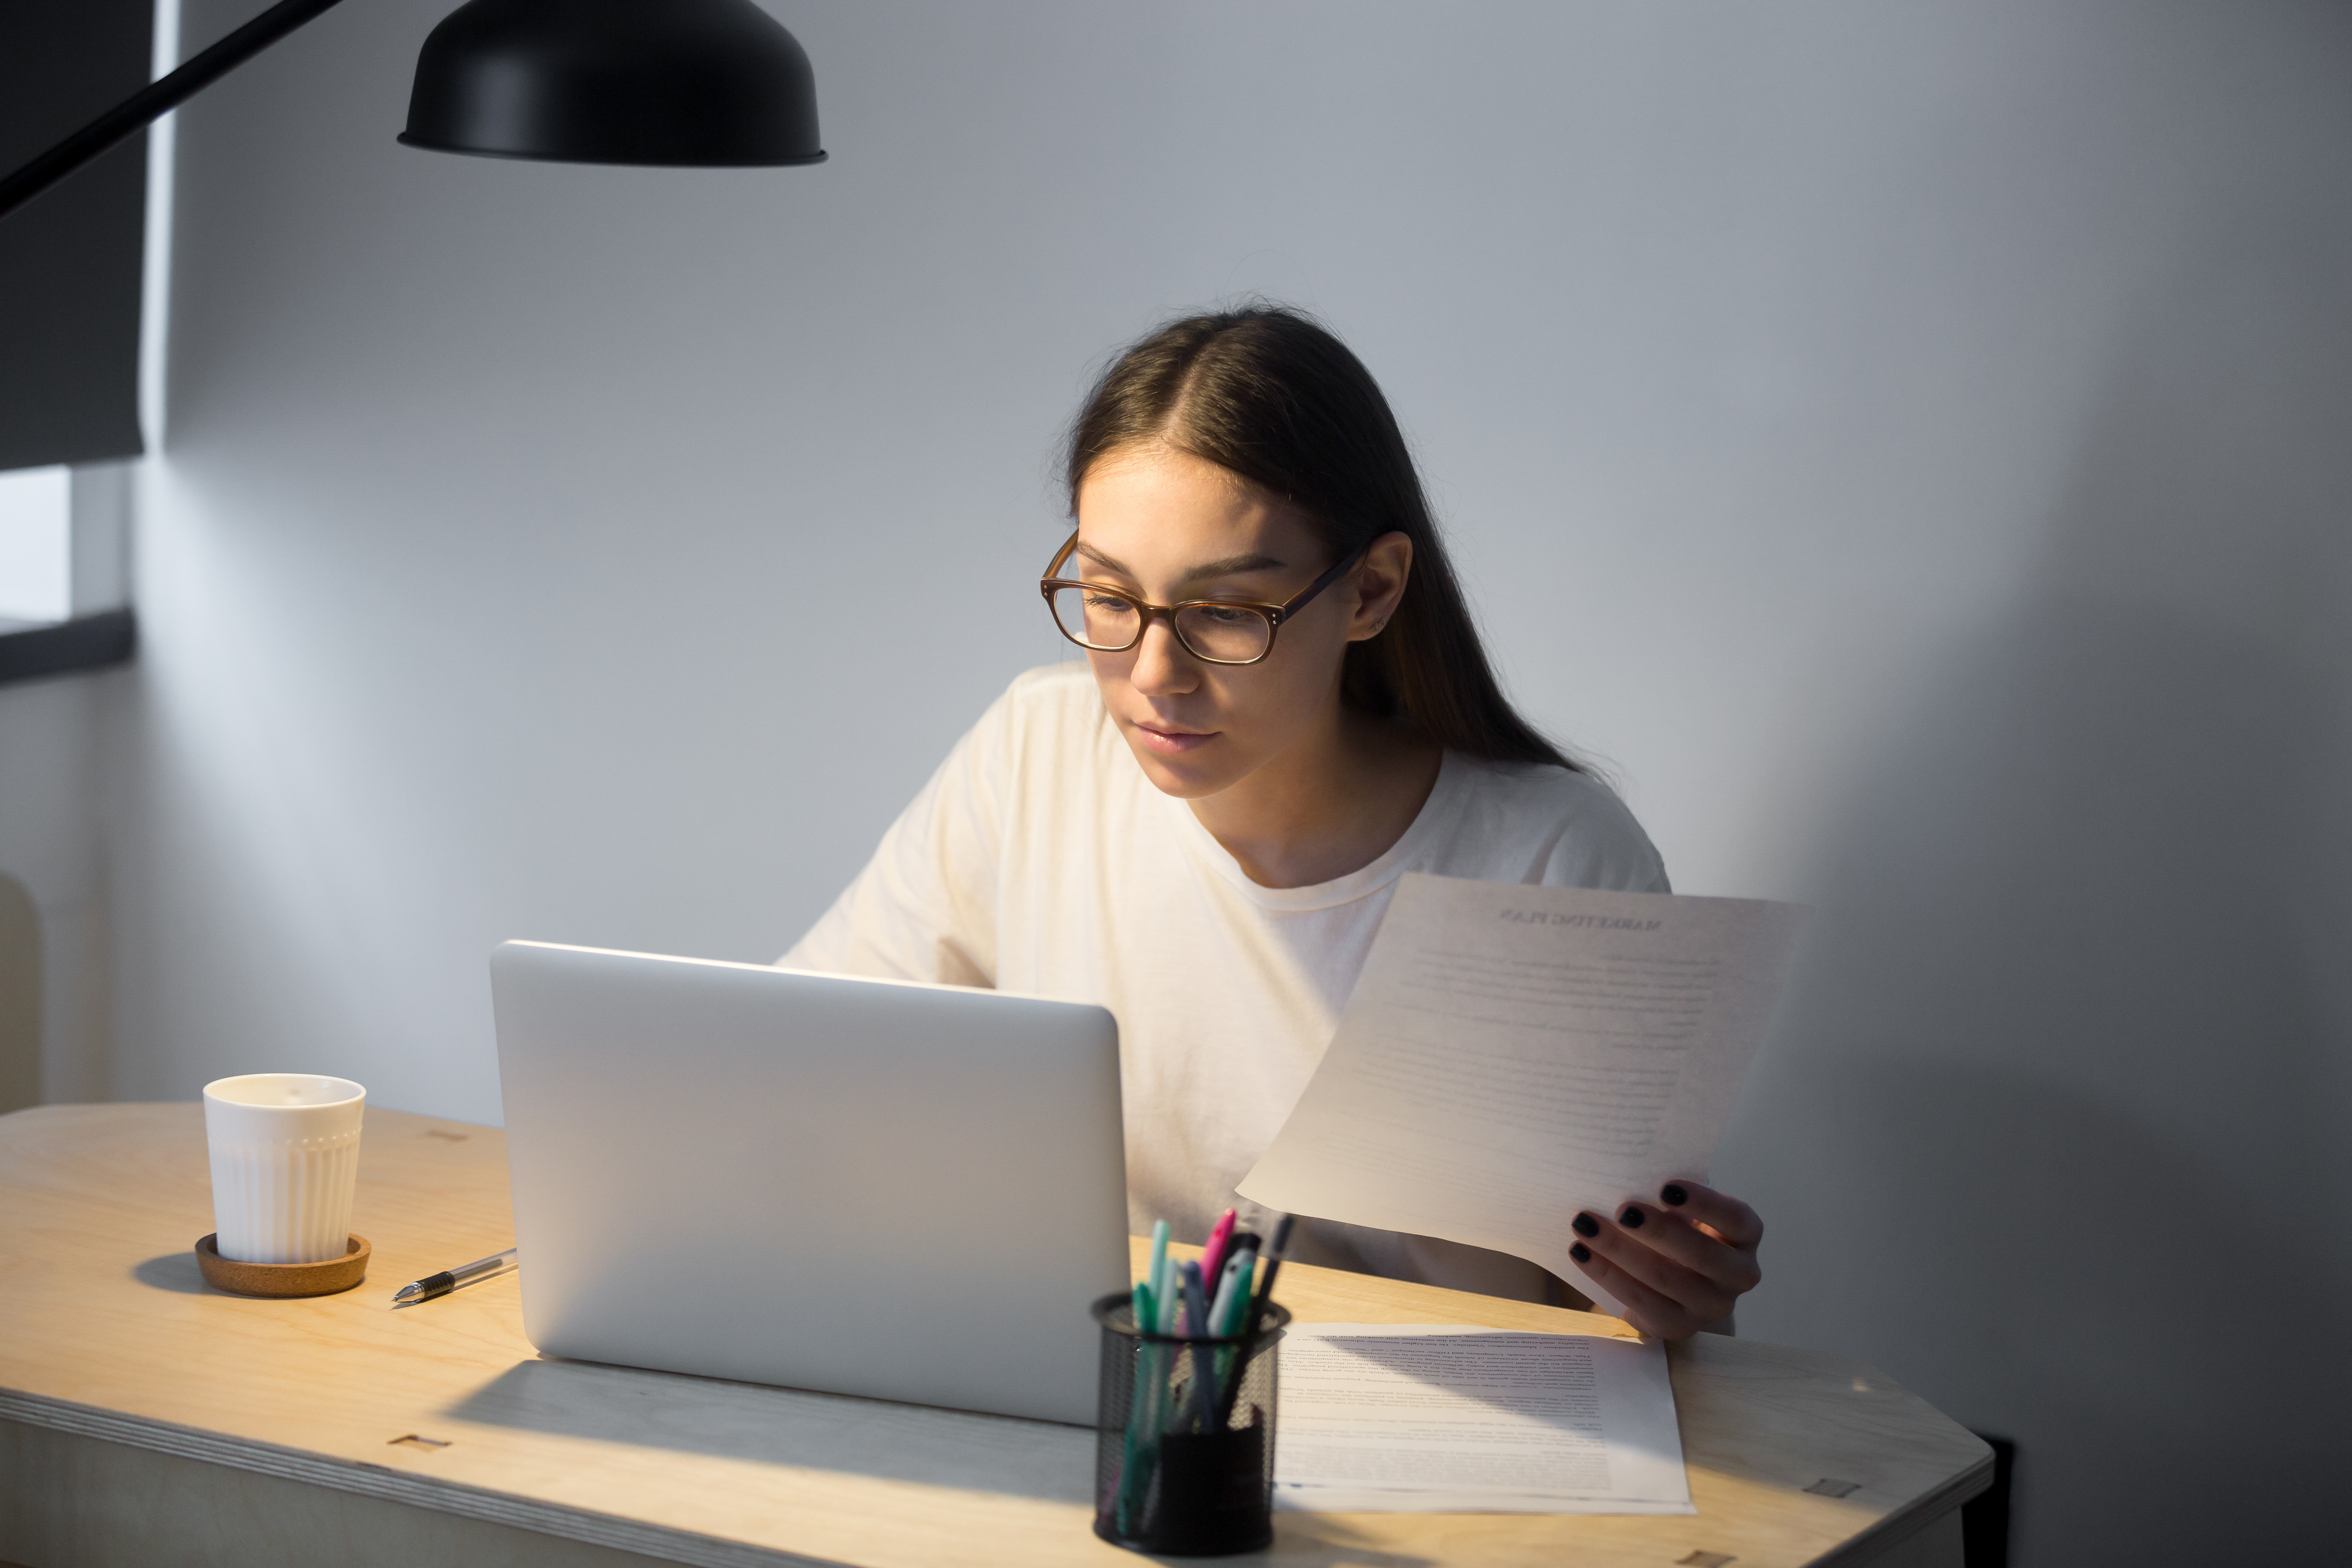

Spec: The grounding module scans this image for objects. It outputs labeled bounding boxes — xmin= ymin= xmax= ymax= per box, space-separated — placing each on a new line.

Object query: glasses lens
xmin=1050 ymin=584 xmax=1142 ymax=650
xmin=1175 ymin=603 xmax=1274 ymax=663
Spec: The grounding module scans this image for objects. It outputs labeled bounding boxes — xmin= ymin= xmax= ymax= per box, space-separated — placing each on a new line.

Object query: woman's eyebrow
xmin=1182 ymin=552 xmax=1288 ymax=582
xmin=1073 ymin=543 xmax=1288 ymax=582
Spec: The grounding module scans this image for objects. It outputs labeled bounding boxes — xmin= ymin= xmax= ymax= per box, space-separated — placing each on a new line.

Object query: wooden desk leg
xmin=1834 ymin=1506 xmax=1964 ymax=1568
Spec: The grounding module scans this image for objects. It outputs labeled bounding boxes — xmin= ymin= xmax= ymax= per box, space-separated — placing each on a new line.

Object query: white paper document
xmin=1240 ymin=875 xmax=1805 ymax=1316
xmin=1274 ymin=1323 xmax=1692 ymax=1513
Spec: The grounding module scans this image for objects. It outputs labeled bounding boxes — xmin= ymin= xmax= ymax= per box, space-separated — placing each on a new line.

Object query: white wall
xmin=80 ymin=0 xmax=2352 ymax=1559
xmin=0 ymin=670 xmax=117 ymax=1106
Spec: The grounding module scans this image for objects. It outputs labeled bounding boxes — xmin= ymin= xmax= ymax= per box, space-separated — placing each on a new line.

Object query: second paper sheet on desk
xmin=1275 ymin=1323 xmax=1691 ymax=1513
xmin=1239 ymin=874 xmax=1805 ymax=1317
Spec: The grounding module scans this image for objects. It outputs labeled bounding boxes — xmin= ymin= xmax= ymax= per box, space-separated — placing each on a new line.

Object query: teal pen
xmin=1125 ymin=1275 xmax=1182 ymax=1527
xmin=1207 ymin=1247 xmax=1250 ymax=1334
xmin=1145 ymin=1220 xmax=1170 ymax=1315
xmin=1142 ymin=1266 xmax=1175 ymax=1456
xmin=1117 ymin=1279 xmax=1161 ymax=1532
xmin=1119 ymin=1219 xmax=1188 ymax=1529
xmin=1128 ymin=1279 xmax=1160 ymax=1409
xmin=1206 ymin=1246 xmax=1254 ymax=1417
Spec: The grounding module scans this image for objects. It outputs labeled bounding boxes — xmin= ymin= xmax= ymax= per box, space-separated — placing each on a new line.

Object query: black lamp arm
xmin=0 ymin=0 xmax=352 ymax=224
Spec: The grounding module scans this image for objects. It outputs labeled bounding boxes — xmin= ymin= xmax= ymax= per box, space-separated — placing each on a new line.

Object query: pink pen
xmin=1200 ymin=1207 xmax=1237 ymax=1285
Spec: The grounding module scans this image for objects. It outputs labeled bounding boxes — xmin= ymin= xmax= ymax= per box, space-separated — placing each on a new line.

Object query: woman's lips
xmin=1134 ymin=721 xmax=1217 ymax=755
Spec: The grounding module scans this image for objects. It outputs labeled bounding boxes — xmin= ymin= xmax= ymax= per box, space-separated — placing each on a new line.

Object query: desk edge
xmin=0 ymin=1389 xmax=838 ymax=1568
xmin=1808 ymin=1446 xmax=1996 ymax=1567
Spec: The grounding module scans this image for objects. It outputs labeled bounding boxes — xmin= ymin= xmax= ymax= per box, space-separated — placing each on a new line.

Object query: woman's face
xmin=1071 ymin=444 xmax=1394 ymax=801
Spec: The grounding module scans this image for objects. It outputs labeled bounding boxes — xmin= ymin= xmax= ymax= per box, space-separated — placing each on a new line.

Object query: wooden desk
xmin=0 ymin=1105 xmax=1988 ymax=1567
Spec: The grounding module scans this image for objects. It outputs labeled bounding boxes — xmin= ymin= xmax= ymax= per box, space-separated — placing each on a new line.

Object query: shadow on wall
xmin=1724 ymin=214 xmax=2352 ymax=1564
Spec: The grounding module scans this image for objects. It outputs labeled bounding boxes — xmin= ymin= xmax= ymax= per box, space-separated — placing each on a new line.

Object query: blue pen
xmin=1179 ymin=1261 xmax=1216 ymax=1434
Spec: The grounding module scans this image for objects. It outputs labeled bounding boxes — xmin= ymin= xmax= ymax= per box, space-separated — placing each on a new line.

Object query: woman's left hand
xmin=1566 ymin=1179 xmax=1762 ymax=1340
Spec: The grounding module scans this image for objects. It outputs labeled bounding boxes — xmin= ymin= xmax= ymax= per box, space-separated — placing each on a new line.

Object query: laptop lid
xmin=489 ymin=940 xmax=1129 ymax=1424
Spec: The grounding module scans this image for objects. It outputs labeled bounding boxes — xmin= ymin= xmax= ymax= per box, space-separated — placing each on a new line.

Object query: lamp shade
xmin=399 ymin=0 xmax=825 ymax=167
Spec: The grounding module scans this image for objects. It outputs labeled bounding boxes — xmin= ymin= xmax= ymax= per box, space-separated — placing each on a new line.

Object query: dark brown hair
xmin=1065 ymin=304 xmax=1582 ymax=771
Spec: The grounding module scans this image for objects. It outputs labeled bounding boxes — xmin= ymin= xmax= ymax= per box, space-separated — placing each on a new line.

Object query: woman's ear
xmin=1348 ymin=532 xmax=1415 ymax=641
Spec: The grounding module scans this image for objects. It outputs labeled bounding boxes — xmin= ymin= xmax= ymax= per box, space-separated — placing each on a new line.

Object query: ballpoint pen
xmin=1216 ymin=1213 xmax=1293 ymax=1427
xmin=392 ymin=1246 xmax=518 ymax=1305
xmin=1248 ymin=1213 xmax=1294 ymax=1320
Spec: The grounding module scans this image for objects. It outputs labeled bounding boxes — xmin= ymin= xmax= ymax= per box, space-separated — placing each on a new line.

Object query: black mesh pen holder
xmin=1090 ymin=1290 xmax=1291 ymax=1556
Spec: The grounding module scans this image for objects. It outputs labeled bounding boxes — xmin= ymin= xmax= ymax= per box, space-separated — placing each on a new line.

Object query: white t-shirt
xmin=784 ymin=663 xmax=1671 ymax=1303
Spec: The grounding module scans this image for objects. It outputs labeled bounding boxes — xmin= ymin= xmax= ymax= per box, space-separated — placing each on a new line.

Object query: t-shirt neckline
xmin=1158 ymin=750 xmax=1469 ymax=912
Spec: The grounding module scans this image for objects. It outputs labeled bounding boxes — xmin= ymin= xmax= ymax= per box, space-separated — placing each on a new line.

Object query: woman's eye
xmin=1193 ymin=605 xmax=1253 ymax=625
xmin=1085 ymin=594 xmax=1137 ymax=613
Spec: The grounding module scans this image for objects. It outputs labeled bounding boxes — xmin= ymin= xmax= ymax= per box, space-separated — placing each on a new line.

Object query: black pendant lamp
xmin=0 ymin=0 xmax=824 ymax=226
xmin=401 ymin=0 xmax=826 ymax=167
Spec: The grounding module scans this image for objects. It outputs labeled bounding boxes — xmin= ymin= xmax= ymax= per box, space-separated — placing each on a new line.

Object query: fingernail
xmin=1619 ymin=1206 xmax=1645 ymax=1228
xmin=1661 ymin=1183 xmax=1688 ymax=1207
xmin=1569 ymin=1242 xmax=1592 ymax=1264
xmin=1571 ymin=1212 xmax=1600 ymax=1238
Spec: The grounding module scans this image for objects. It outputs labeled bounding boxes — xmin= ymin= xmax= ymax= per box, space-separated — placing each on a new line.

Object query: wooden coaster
xmin=195 ymin=1233 xmax=371 ymax=1298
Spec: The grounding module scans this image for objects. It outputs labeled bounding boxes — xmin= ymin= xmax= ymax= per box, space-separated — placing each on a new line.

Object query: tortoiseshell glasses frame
xmin=1038 ymin=530 xmax=1369 ymax=667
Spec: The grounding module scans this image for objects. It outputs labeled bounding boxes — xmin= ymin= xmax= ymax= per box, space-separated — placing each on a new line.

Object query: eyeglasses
xmin=1039 ymin=531 xmax=1368 ymax=666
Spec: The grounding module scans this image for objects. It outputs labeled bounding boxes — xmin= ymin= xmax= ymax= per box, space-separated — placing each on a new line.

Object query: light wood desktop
xmin=0 ymin=1104 xmax=1989 ymax=1567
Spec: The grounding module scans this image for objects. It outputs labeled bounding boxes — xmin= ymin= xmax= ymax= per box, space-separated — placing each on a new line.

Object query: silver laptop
xmin=488 ymin=940 xmax=1130 ymax=1424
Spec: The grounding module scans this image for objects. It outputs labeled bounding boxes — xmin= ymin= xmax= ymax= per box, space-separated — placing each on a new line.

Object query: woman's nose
xmin=1127 ymin=618 xmax=1197 ymax=695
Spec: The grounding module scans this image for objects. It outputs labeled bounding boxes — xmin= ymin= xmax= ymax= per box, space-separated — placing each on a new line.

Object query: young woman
xmin=785 ymin=306 xmax=1763 ymax=1339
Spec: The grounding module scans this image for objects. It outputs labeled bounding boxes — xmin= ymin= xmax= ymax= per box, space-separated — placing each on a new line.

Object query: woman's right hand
xmin=1565 ymin=1179 xmax=1763 ymax=1340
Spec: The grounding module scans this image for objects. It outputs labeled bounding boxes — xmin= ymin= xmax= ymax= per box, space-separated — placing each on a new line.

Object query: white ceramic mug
xmin=202 ymin=1074 xmax=367 ymax=1264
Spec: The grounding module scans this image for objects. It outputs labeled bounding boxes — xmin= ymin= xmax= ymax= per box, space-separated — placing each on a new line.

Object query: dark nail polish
xmin=1569 ymin=1241 xmax=1592 ymax=1264
xmin=1571 ymin=1212 xmax=1600 ymax=1238
xmin=1620 ymin=1206 xmax=1645 ymax=1229
xmin=1661 ymin=1183 xmax=1688 ymax=1207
